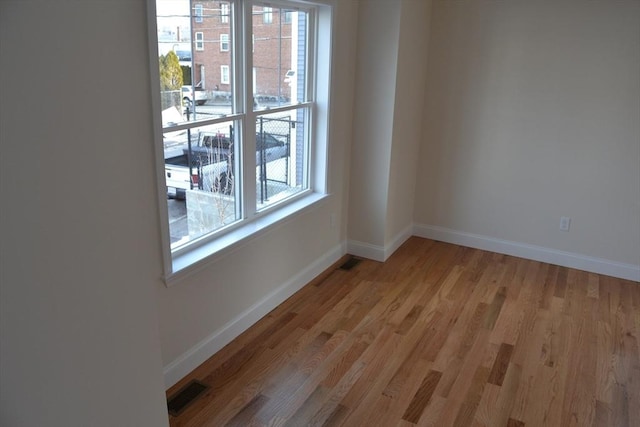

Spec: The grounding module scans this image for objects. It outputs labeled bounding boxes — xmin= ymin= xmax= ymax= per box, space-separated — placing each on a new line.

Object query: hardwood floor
xmin=166 ymin=237 xmax=640 ymax=426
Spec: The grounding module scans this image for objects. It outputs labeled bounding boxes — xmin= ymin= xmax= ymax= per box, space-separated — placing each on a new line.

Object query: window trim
xmin=170 ymin=192 xmax=329 ymax=285
xmin=283 ymin=9 xmax=292 ymax=24
xmin=220 ymin=33 xmax=229 ymax=51
xmin=220 ymin=2 xmax=229 ymax=24
xmin=194 ymin=3 xmax=203 ymax=22
xmin=195 ymin=31 xmax=204 ymax=50
xmin=263 ymin=6 xmax=273 ymax=24
xmin=220 ymin=64 xmax=230 ymax=84
xmin=147 ymin=0 xmax=334 ymax=284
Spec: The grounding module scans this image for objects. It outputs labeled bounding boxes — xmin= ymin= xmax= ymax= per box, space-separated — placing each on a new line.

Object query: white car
xmin=284 ymin=70 xmax=295 ymax=85
xmin=181 ymin=86 xmax=208 ymax=106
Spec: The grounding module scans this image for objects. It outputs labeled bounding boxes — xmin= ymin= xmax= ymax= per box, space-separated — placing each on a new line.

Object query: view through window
xmin=154 ymin=0 xmax=315 ymax=253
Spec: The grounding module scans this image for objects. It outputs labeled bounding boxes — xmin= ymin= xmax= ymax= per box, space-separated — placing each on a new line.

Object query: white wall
xmin=386 ymin=0 xmax=432 ymax=244
xmin=348 ymin=0 xmax=432 ymax=259
xmin=347 ymin=0 xmax=401 ymax=249
xmin=157 ymin=0 xmax=359 ymax=387
xmin=0 ymin=1 xmax=169 ymax=426
xmin=415 ymin=0 xmax=640 ymax=273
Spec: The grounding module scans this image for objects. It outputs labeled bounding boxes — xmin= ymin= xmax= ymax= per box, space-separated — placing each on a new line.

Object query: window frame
xmin=220 ymin=33 xmax=229 ymax=51
xmin=220 ymin=2 xmax=229 ymax=23
xmin=263 ymin=6 xmax=273 ymax=24
xmin=194 ymin=3 xmax=203 ymax=22
xmin=195 ymin=31 xmax=204 ymax=50
xmin=147 ymin=0 xmax=334 ymax=285
xmin=220 ymin=64 xmax=230 ymax=84
xmin=283 ymin=9 xmax=292 ymax=24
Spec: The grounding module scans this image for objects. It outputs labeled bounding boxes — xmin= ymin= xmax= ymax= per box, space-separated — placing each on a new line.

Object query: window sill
xmin=164 ymin=192 xmax=329 ymax=287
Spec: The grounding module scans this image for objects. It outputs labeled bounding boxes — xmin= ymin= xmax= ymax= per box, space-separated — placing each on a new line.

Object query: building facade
xmin=190 ymin=1 xmax=294 ymax=102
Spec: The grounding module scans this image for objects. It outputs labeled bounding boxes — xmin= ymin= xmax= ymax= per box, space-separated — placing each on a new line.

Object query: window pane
xmin=220 ymin=65 xmax=230 ymax=84
xmin=191 ymin=0 xmax=233 ymax=117
xmin=220 ymin=3 xmax=229 ymax=24
xmin=220 ymin=33 xmax=229 ymax=51
xmin=263 ymin=7 xmax=272 ymax=24
xmin=157 ymin=0 xmax=234 ymax=122
xmin=252 ymin=6 xmax=307 ymax=110
xmin=164 ymin=121 xmax=241 ymax=249
xmin=156 ymin=0 xmax=191 ymax=113
xmin=195 ymin=32 xmax=204 ymax=50
xmin=255 ymin=108 xmax=309 ymax=210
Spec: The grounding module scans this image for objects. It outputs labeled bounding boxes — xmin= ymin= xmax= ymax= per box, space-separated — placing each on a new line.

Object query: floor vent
xmin=339 ymin=257 xmax=361 ymax=271
xmin=167 ymin=380 xmax=209 ymax=417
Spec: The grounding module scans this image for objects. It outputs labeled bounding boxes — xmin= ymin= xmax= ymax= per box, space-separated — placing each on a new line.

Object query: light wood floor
xmin=167 ymin=237 xmax=639 ymax=426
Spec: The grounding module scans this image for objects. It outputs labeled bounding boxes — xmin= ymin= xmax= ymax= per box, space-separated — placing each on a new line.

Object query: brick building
xmin=191 ymin=1 xmax=294 ymax=101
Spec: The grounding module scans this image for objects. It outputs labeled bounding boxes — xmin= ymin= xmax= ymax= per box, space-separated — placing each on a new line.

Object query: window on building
xmin=194 ymin=4 xmax=203 ymax=22
xmin=220 ymin=33 xmax=229 ymax=51
xmin=220 ymin=2 xmax=229 ymax=24
xmin=263 ymin=6 xmax=272 ymax=24
xmin=283 ymin=9 xmax=292 ymax=24
xmin=151 ymin=0 xmax=333 ymax=281
xmin=195 ymin=31 xmax=204 ymax=50
xmin=220 ymin=65 xmax=229 ymax=84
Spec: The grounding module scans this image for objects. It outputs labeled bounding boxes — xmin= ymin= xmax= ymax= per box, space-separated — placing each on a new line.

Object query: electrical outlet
xmin=560 ymin=216 xmax=571 ymax=232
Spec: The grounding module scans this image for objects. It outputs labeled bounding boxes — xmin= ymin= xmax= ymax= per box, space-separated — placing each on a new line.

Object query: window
xmin=195 ymin=31 xmax=204 ymax=50
xmin=151 ymin=0 xmax=332 ymax=280
xmin=220 ymin=2 xmax=229 ymax=24
xmin=220 ymin=33 xmax=229 ymax=51
xmin=263 ymin=6 xmax=272 ymax=24
xmin=283 ymin=9 xmax=292 ymax=24
xmin=194 ymin=4 xmax=203 ymax=22
xmin=220 ymin=65 xmax=229 ymax=84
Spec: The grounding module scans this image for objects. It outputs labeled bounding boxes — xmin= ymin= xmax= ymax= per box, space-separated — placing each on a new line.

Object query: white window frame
xmin=263 ymin=6 xmax=272 ymax=24
xmin=195 ymin=31 xmax=204 ymax=50
xmin=194 ymin=3 xmax=203 ymax=22
xmin=220 ymin=64 xmax=230 ymax=84
xmin=147 ymin=0 xmax=333 ymax=285
xmin=220 ymin=2 xmax=230 ymax=24
xmin=220 ymin=33 xmax=229 ymax=51
xmin=283 ymin=10 xmax=292 ymax=24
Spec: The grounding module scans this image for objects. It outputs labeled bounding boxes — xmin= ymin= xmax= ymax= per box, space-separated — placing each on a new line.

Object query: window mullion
xmin=240 ymin=0 xmax=256 ymax=218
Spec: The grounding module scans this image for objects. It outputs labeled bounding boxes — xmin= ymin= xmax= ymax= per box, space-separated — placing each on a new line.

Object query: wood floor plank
xmin=402 ymin=369 xmax=443 ymax=424
xmin=487 ymin=343 xmax=514 ymax=386
xmin=487 ymin=362 xmax=522 ymax=427
xmin=307 ymin=360 xmax=366 ymax=426
xmin=375 ymin=357 xmax=434 ymax=427
xmin=166 ymin=238 xmax=639 ymax=427
xmin=473 ymin=382 xmax=500 ymax=426
xmin=434 ymin=328 xmax=492 ymax=426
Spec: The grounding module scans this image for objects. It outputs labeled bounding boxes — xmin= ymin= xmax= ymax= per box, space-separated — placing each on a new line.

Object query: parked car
xmin=164 ymin=146 xmax=229 ymax=199
xmin=198 ymin=130 xmax=287 ymax=165
xmin=181 ymin=86 xmax=208 ymax=106
xmin=164 ymin=129 xmax=287 ymax=199
xmin=284 ymin=69 xmax=295 ymax=85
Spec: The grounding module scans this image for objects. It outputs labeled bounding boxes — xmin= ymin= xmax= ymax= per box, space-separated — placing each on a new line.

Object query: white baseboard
xmin=347 ymin=239 xmax=385 ymax=262
xmin=414 ymin=223 xmax=640 ymax=282
xmin=163 ymin=241 xmax=348 ymax=389
xmin=386 ymin=225 xmax=415 ymax=260
xmin=347 ymin=224 xmax=413 ymax=262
